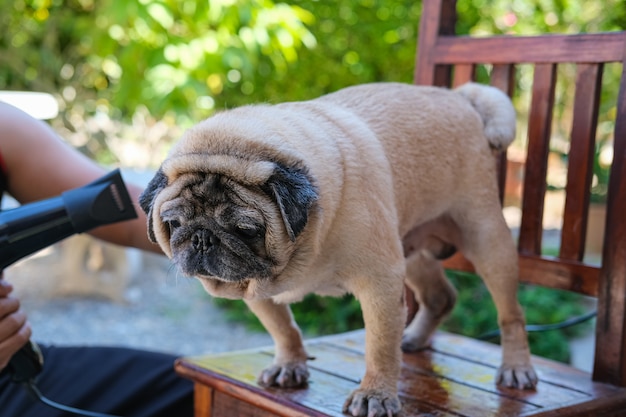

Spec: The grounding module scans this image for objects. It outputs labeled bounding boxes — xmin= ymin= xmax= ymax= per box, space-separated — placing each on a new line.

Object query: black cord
xmin=478 ymin=310 xmax=597 ymax=341
xmin=24 ymin=380 xmax=122 ymax=417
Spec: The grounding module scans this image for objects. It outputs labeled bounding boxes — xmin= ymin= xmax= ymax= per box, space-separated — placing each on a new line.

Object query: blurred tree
xmin=0 ymin=0 xmax=314 ymax=125
xmin=241 ymin=1 xmax=422 ymax=102
xmin=1 ymin=0 xmax=623 ymax=165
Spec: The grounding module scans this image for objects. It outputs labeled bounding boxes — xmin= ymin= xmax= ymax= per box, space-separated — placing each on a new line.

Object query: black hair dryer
xmin=0 ymin=169 xmax=138 ymax=382
xmin=0 ymin=169 xmax=138 ymax=270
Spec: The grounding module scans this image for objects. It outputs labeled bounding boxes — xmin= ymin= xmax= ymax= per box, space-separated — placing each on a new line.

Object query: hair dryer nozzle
xmin=62 ymin=169 xmax=137 ymax=233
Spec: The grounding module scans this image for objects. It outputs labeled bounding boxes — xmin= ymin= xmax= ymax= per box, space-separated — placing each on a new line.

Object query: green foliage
xmin=457 ymin=0 xmax=626 ymax=35
xmin=443 ymin=271 xmax=591 ymax=363
xmin=3 ymin=0 xmax=625 ymax=123
xmin=0 ymin=0 xmax=423 ymax=125
xmin=214 ymin=293 xmax=365 ymax=335
xmin=244 ymin=1 xmax=422 ymax=102
xmin=0 ymin=0 xmax=315 ymax=126
xmin=0 ymin=0 xmax=423 ymax=164
xmin=2 ymin=0 xmax=624 ymax=166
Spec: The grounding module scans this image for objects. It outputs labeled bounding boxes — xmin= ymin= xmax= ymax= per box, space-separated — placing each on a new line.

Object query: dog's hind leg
xmin=401 ymin=249 xmax=457 ymax=351
xmin=452 ymin=201 xmax=538 ymax=390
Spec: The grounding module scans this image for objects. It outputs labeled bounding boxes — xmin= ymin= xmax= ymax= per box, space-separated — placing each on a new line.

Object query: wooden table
xmin=175 ymin=329 xmax=626 ymax=416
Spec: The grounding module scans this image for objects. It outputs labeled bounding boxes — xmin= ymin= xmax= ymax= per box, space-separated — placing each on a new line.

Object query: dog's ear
xmin=139 ymin=168 xmax=168 ymax=243
xmin=263 ymin=164 xmax=318 ymax=242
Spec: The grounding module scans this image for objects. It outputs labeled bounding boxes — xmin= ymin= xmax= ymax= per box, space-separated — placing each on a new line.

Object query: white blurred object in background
xmin=0 ymin=91 xmax=59 ymax=120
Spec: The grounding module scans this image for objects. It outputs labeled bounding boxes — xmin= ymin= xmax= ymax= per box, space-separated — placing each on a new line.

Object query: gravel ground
xmin=5 ymin=239 xmax=273 ymax=358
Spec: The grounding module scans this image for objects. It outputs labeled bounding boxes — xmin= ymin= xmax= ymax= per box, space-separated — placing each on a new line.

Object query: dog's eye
xmin=166 ymin=220 xmax=181 ymax=232
xmin=235 ymin=225 xmax=261 ymax=239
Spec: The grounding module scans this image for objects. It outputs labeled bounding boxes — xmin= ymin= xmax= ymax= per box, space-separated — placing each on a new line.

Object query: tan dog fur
xmin=140 ymin=82 xmax=538 ymax=417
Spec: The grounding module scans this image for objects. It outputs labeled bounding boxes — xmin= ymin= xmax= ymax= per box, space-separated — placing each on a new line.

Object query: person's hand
xmin=0 ymin=273 xmax=31 ymax=371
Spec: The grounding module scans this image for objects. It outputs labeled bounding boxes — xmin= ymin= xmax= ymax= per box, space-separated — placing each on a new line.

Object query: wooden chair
xmin=414 ymin=0 xmax=626 ymax=390
xmin=175 ymin=1 xmax=626 ymax=415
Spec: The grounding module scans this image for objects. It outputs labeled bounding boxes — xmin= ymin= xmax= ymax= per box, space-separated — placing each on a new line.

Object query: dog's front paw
xmin=496 ymin=363 xmax=538 ymax=390
xmin=257 ymin=361 xmax=309 ymax=388
xmin=342 ymin=388 xmax=402 ymax=417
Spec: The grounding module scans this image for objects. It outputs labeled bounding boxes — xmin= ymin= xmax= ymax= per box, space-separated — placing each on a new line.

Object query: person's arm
xmin=0 ymin=101 xmax=161 ymax=254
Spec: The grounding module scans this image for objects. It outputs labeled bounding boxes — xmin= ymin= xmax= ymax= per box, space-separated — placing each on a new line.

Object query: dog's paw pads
xmin=257 ymin=362 xmax=309 ymax=388
xmin=342 ymin=388 xmax=402 ymax=417
xmin=497 ymin=364 xmax=538 ymax=390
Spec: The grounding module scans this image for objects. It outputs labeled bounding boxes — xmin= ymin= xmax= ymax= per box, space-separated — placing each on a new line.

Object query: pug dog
xmin=139 ymin=82 xmax=538 ymax=417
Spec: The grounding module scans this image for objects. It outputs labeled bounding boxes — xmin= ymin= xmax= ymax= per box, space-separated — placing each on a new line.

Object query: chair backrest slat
xmin=433 ymin=33 xmax=625 ymax=64
xmin=518 ymin=254 xmax=599 ymax=294
xmin=452 ymin=64 xmax=474 ymax=87
xmin=414 ymin=0 xmax=456 ymax=86
xmin=560 ymin=63 xmax=603 ymax=261
xmin=490 ymin=64 xmax=516 ymax=203
xmin=519 ymin=64 xmax=557 ymax=256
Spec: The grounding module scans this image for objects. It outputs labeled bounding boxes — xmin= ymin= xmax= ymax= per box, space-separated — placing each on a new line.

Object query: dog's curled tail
xmin=454 ymin=82 xmax=516 ymax=150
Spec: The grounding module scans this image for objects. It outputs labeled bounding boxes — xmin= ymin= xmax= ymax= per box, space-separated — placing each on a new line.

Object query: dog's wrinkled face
xmin=161 ymin=174 xmax=273 ymax=281
xmin=139 ymin=159 xmax=318 ymax=285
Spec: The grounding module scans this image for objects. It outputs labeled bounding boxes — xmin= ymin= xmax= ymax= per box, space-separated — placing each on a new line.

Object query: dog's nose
xmin=191 ymin=229 xmax=218 ymax=252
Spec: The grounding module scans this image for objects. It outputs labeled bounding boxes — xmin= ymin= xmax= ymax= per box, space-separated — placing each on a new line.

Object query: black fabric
xmin=0 ymin=345 xmax=193 ymax=417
